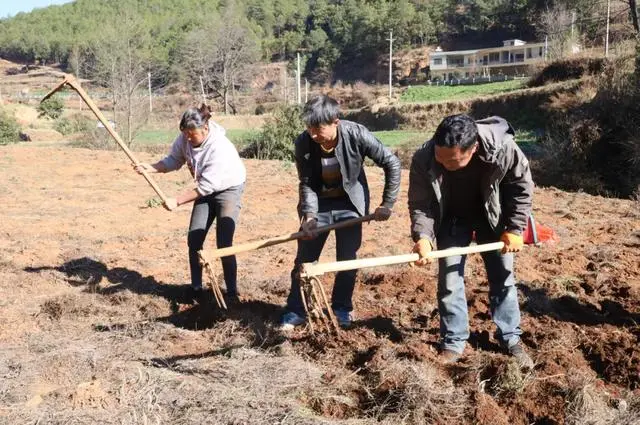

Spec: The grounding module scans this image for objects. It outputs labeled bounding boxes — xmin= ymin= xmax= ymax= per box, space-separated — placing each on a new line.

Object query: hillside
xmin=0 ymin=0 xmax=614 ymax=84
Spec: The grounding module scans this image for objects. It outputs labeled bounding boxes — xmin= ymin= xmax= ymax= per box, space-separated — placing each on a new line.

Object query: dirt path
xmin=1 ymin=145 xmax=639 ymax=424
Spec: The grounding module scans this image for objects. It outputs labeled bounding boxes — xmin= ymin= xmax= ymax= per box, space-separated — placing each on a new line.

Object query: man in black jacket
xmin=280 ymin=95 xmax=401 ymax=330
xmin=409 ymin=114 xmax=534 ymax=369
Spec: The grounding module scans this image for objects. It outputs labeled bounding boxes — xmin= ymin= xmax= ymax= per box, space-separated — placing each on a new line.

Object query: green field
xmin=400 ymin=80 xmax=526 ymax=104
xmin=372 ymin=130 xmax=426 ymax=147
xmin=134 ymin=128 xmax=259 ymax=146
xmin=134 ymin=127 xmax=536 ymax=150
xmin=135 ymin=128 xmax=428 ymax=148
xmin=374 ymin=128 xmax=537 ymax=148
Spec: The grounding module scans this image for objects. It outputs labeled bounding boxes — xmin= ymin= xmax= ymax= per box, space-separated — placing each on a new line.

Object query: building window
xmin=433 ymin=58 xmax=442 ymax=65
xmin=539 ymin=47 xmax=543 ymax=56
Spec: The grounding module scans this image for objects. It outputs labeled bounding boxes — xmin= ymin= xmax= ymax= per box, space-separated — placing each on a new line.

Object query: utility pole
xmin=296 ymin=53 xmax=301 ymax=104
xmin=305 ymin=78 xmax=309 ymax=103
xmin=199 ymin=76 xmax=206 ymax=105
xmin=605 ymin=0 xmax=611 ymax=57
xmin=148 ymin=72 xmax=152 ymax=112
xmin=387 ymin=30 xmax=394 ymax=101
xmin=544 ymin=36 xmax=548 ymax=61
xmin=284 ymin=69 xmax=288 ymax=104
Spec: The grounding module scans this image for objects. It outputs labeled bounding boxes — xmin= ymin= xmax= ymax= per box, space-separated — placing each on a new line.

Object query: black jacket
xmin=408 ymin=116 xmax=533 ymax=245
xmin=295 ymin=120 xmax=401 ymax=218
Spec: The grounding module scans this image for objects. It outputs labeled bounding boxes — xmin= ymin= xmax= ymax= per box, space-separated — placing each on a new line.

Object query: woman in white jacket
xmin=135 ymin=105 xmax=246 ymax=300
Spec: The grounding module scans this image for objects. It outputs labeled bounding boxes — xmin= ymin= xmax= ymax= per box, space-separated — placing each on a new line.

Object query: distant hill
xmin=0 ymin=0 xmax=621 ymax=84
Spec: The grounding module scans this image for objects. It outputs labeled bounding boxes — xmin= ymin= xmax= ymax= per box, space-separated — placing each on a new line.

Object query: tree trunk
xmin=630 ymin=0 xmax=640 ymax=34
xmin=223 ymin=63 xmax=229 ymax=115
xmin=635 ymin=39 xmax=640 ymax=89
xmin=127 ymin=88 xmax=133 ymax=146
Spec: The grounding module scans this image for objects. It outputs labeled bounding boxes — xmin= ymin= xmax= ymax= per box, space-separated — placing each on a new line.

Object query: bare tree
xmin=538 ymin=4 xmax=575 ymax=60
xmin=629 ymin=0 xmax=640 ymax=34
xmin=181 ymin=6 xmax=260 ymax=114
xmin=88 ymin=7 xmax=154 ymax=145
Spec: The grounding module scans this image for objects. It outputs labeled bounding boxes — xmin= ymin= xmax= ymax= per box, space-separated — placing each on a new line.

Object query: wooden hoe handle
xmin=200 ymin=213 xmax=377 ymax=260
xmin=299 ymin=241 xmax=505 ymax=278
xmin=42 ymin=74 xmax=169 ymax=204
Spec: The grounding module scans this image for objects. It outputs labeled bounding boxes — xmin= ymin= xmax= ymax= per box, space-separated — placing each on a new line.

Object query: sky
xmin=0 ymin=0 xmax=74 ymax=19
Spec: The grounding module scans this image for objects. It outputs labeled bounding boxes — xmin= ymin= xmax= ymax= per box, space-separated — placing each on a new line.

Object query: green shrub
xmin=37 ymin=97 xmax=64 ymax=119
xmin=240 ymin=105 xmax=303 ymax=161
xmin=0 ymin=109 xmax=20 ymax=145
xmin=55 ymin=114 xmax=92 ymax=135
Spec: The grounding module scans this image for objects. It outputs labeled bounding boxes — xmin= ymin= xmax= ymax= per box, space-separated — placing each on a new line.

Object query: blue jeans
xmin=187 ymin=184 xmax=244 ymax=293
xmin=437 ymin=216 xmax=522 ymax=353
xmin=286 ymin=198 xmax=362 ymax=316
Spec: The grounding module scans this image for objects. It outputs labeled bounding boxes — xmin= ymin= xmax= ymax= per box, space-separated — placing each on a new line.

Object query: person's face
xmin=307 ymin=119 xmax=339 ymax=145
xmin=435 ymin=142 xmax=478 ymax=171
xmin=183 ymin=125 xmax=209 ymax=147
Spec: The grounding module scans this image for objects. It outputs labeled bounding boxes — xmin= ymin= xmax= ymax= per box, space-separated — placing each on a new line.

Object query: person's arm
xmin=408 ymin=145 xmax=439 ymax=261
xmin=134 ymin=134 xmax=186 ymax=175
xmin=294 ymin=133 xmax=319 ymax=221
xmin=162 ymin=188 xmax=200 ymax=211
xmin=134 ymin=161 xmax=169 ymax=174
xmin=359 ymin=127 xmax=401 ymax=219
xmin=499 ymin=141 xmax=534 ymax=253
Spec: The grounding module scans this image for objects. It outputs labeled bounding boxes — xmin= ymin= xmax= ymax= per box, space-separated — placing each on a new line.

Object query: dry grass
xmin=375 ymin=360 xmax=467 ymax=424
xmin=537 ymin=43 xmax=640 ymax=197
xmin=2 ymin=289 xmax=335 ymax=424
xmin=473 ymin=353 xmax=534 ymax=399
xmin=346 ymin=346 xmax=468 ymax=423
xmin=565 ymin=371 xmax=616 ymax=425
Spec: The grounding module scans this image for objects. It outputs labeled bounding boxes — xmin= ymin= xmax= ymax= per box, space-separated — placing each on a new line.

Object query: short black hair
xmin=179 ymin=104 xmax=211 ymax=131
xmin=302 ymin=95 xmax=340 ymax=127
xmin=433 ymin=114 xmax=478 ymax=150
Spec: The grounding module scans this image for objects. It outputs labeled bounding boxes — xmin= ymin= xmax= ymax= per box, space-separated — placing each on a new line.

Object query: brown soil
xmin=0 ymin=145 xmax=639 ymax=424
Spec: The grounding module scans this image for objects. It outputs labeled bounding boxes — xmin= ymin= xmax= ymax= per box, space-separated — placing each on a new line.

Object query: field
xmin=135 ymin=129 xmax=427 ymax=149
xmin=1 ymin=143 xmax=639 ymax=424
xmin=400 ymin=79 xmax=525 ymax=103
xmin=134 ymin=128 xmax=260 ymax=146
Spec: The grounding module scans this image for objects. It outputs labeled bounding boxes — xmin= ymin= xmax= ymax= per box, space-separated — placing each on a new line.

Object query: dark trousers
xmin=286 ymin=198 xmax=363 ymax=316
xmin=187 ymin=184 xmax=244 ymax=293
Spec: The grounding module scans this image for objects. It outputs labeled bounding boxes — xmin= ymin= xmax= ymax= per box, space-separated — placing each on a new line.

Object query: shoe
xmin=223 ymin=291 xmax=241 ymax=306
xmin=439 ymin=349 xmax=462 ymax=364
xmin=333 ymin=309 xmax=353 ymax=329
xmin=509 ymin=341 xmax=534 ymax=370
xmin=189 ymin=285 xmax=205 ymax=300
xmin=279 ymin=311 xmax=306 ymax=331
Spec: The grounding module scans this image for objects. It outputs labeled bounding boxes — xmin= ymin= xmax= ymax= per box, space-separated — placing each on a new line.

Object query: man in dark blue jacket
xmin=280 ymin=95 xmax=401 ymax=330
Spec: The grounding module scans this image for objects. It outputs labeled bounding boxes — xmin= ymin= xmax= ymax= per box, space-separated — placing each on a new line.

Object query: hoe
xmin=298 ymin=241 xmax=505 ymax=335
xmin=41 ymin=74 xmax=169 ymax=204
xmin=199 ymin=214 xmax=376 ymax=309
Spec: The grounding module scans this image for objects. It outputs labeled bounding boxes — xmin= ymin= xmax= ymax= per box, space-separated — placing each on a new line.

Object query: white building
xmin=430 ymin=39 xmax=548 ymax=81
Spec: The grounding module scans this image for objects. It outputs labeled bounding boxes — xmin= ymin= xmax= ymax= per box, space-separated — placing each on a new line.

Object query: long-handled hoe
xmin=198 ymin=214 xmax=376 ymax=310
xmin=41 ymin=74 xmax=169 ymax=204
xmin=298 ymin=241 xmax=506 ymax=336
